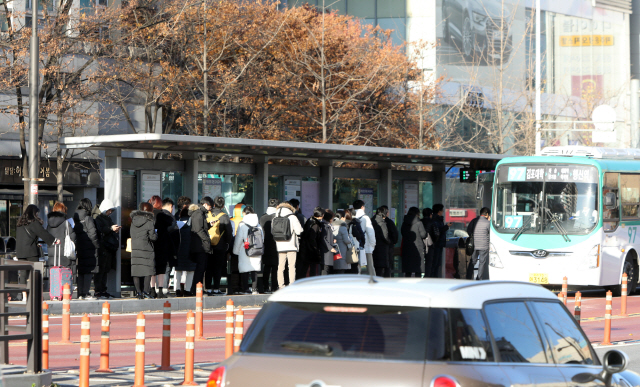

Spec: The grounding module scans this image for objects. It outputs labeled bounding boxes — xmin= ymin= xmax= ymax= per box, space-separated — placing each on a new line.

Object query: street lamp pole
xmin=28 ymin=7 xmax=40 ymax=205
xmin=534 ymin=0 xmax=541 ymax=155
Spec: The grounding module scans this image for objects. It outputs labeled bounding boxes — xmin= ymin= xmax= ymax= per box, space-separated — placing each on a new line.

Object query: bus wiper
xmin=512 ymin=214 xmax=535 ymax=241
xmin=281 ymin=341 xmax=333 ymax=356
xmin=541 ymin=207 xmax=571 ymax=242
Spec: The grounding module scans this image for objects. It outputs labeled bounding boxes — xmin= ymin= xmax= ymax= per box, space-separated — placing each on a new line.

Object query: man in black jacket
xmin=297 ymin=207 xmax=323 ymax=279
xmin=92 ymin=199 xmax=121 ymax=299
xmin=431 ymin=204 xmax=452 ymax=278
xmin=189 ymin=197 xmax=213 ymax=295
xmin=208 ymin=196 xmax=233 ymax=295
xmin=259 ymin=198 xmax=279 ymax=293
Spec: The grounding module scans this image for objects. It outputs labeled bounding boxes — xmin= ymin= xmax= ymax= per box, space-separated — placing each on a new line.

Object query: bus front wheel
xmin=611 ymin=256 xmax=638 ymax=296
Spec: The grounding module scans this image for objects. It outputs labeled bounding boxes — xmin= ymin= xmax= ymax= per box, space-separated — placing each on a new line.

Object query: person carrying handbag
xmin=47 ymin=202 xmax=77 ymax=276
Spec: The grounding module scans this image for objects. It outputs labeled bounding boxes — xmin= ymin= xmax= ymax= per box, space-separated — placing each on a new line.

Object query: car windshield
xmin=241 ymin=302 xmax=430 ymax=360
xmin=493 ymin=164 xmax=599 ymax=236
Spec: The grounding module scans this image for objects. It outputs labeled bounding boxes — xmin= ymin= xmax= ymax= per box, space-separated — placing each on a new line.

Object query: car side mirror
xmin=572 ymin=350 xmax=628 ymax=387
xmin=604 ymin=192 xmax=617 ymax=210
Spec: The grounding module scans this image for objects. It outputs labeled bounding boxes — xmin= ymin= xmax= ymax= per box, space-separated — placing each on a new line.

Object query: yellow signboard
xmin=560 ymin=35 xmax=614 ymax=47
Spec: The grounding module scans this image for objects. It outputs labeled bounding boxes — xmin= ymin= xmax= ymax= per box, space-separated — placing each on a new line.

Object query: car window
xmin=484 ymin=302 xmax=548 ymax=363
xmin=427 ymin=308 xmax=493 ymax=362
xmin=450 ymin=309 xmax=494 ymax=362
xmin=242 ymin=302 xmax=430 ymax=361
xmin=531 ymin=301 xmax=595 ymax=365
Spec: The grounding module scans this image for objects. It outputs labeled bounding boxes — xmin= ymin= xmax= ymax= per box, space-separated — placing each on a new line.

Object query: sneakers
xmin=85 ymin=295 xmax=96 ymax=300
xmin=77 ymin=295 xmax=85 ymax=300
xmin=251 ymin=289 xmax=259 ymax=295
xmin=212 ymin=289 xmax=224 ymax=295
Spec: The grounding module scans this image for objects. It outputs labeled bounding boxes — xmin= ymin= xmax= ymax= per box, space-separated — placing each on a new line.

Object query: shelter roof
xmin=60 ymin=134 xmax=505 ymax=168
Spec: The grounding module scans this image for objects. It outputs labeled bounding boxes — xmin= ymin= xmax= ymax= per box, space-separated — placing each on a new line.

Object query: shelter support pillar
xmin=319 ymin=160 xmax=333 ymax=211
xmin=254 ymin=156 xmax=269 ymax=213
xmin=105 ymin=150 xmax=122 ymax=297
xmin=379 ymin=162 xmax=392 ymax=209
xmin=432 ymin=167 xmax=447 ymax=278
xmin=184 ymin=152 xmax=199 ymax=202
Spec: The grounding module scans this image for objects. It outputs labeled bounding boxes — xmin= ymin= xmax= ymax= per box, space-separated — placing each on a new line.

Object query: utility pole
xmin=534 ymin=0 xmax=541 ymax=155
xmin=321 ymin=0 xmax=326 ymax=144
xmin=28 ymin=6 xmax=40 ymax=205
xmin=631 ymin=79 xmax=639 ymax=148
xmin=202 ymin=0 xmax=208 ymax=137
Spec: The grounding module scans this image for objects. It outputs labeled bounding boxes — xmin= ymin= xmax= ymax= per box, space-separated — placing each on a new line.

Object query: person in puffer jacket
xmin=130 ymin=202 xmax=158 ymax=298
xmin=233 ymin=206 xmax=263 ymax=294
xmin=73 ymin=198 xmax=100 ymax=300
xmin=46 ymin=202 xmax=76 ymax=276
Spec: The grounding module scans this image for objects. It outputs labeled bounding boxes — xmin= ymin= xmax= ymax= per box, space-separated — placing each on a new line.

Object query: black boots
xmin=149 ymin=288 xmax=157 ymax=299
xmin=158 ymin=287 xmax=166 ymax=299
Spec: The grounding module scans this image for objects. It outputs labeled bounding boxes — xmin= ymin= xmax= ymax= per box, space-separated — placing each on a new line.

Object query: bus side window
xmin=603 ymin=173 xmax=620 ymax=232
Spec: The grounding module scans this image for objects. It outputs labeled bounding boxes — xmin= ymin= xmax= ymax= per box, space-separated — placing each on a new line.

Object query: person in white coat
xmin=350 ymin=200 xmax=376 ymax=274
xmin=233 ymin=206 xmax=264 ymax=295
xmin=274 ymin=202 xmax=304 ymax=289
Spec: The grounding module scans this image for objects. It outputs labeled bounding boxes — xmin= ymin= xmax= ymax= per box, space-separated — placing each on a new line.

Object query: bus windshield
xmin=493 ymin=164 xmax=599 ymax=236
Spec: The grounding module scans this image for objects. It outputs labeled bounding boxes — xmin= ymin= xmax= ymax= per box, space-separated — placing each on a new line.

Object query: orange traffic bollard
xmin=97 ymin=302 xmax=112 ymax=373
xmin=562 ymin=276 xmax=568 ymax=304
xmin=158 ymin=301 xmax=174 ymax=371
xmin=195 ymin=283 xmax=204 ymax=340
xmin=234 ymin=307 xmax=244 ymax=353
xmin=134 ymin=312 xmax=146 ymax=387
xmin=79 ymin=314 xmax=90 ymax=387
xmin=574 ymin=291 xmax=582 ymax=325
xmin=225 ymin=299 xmax=234 ymax=359
xmin=557 ymin=292 xmax=564 ymax=303
xmin=621 ymin=273 xmax=628 ymax=317
xmin=603 ymin=290 xmax=612 ymax=345
xmin=42 ymin=302 xmax=49 ymax=370
xmin=61 ymin=283 xmax=71 ymax=344
xmin=181 ymin=310 xmax=197 ymax=386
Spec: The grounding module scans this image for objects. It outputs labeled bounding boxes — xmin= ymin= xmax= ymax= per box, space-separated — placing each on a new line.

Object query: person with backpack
xmin=92 ymin=199 xmax=120 ymax=299
xmin=298 ymin=207 xmax=324 ymax=279
xmin=175 ymin=204 xmax=196 ymax=296
xmin=189 ymin=197 xmax=213 ymax=295
xmin=401 ymin=207 xmax=428 ymax=277
xmin=350 ymin=200 xmax=376 ymax=274
xmin=259 ymin=198 xmax=280 ymax=293
xmin=273 ymin=202 xmax=303 ymax=289
xmin=233 ymin=206 xmax=264 ymax=294
xmin=421 ymin=208 xmax=439 ymax=278
xmin=46 ymin=202 xmax=76 ymax=279
xmin=205 ymin=196 xmax=233 ymax=295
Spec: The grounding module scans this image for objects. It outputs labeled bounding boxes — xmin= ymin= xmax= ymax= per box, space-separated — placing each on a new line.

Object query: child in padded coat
xmin=233 ymin=206 xmax=264 ymax=295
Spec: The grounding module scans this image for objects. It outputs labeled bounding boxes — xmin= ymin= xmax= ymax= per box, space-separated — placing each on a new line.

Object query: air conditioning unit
xmin=97 ymin=0 xmax=107 ymax=6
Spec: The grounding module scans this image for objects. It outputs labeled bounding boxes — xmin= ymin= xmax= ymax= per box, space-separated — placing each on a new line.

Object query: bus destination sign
xmin=505 ymin=165 xmax=597 ymax=183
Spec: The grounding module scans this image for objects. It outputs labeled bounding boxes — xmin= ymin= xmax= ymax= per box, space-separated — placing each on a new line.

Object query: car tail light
xmin=432 ymin=376 xmax=459 ymax=387
xmin=207 ymin=366 xmax=226 ymax=387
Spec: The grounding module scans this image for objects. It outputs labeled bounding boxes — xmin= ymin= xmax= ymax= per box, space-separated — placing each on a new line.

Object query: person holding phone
xmin=92 ymin=199 xmax=121 ymax=299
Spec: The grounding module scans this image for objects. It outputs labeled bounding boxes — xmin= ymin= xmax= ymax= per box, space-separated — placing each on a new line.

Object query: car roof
xmin=268 ymin=275 xmax=557 ymax=309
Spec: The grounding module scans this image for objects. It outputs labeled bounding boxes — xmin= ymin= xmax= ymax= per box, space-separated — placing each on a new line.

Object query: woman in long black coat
xmin=174 ymin=205 xmax=197 ymax=297
xmin=401 ymin=207 xmax=427 ymax=278
xmin=149 ymin=196 xmax=178 ymax=298
xmin=73 ymin=198 xmax=100 ymax=300
xmin=372 ymin=207 xmax=392 ymax=277
xmin=130 ymin=202 xmax=158 ymax=299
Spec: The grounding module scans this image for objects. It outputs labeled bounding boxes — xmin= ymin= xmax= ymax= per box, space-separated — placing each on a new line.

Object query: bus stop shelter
xmin=60 ymin=133 xmax=505 ymax=295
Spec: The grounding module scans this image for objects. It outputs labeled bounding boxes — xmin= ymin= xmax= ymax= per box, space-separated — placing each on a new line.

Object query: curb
xmin=14 ymin=294 xmax=270 ymax=315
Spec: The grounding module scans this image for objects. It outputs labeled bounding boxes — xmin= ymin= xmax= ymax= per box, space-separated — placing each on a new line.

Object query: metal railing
xmin=0 ymin=259 xmax=43 ymax=374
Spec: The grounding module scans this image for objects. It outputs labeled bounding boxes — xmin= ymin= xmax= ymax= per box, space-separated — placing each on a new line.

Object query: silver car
xmin=208 ymin=276 xmax=640 ymax=387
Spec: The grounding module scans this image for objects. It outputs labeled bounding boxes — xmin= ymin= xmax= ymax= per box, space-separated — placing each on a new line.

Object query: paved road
xmin=7 ymin=309 xmax=260 ymax=370
xmin=595 ymin=343 xmax=640 ymax=374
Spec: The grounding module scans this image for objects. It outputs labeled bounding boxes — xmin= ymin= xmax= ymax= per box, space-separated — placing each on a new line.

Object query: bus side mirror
xmin=476 ymin=185 xmax=484 ymax=201
xmin=604 ymin=192 xmax=617 ymax=209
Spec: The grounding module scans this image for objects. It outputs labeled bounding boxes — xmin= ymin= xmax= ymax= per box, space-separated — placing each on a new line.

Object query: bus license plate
xmin=529 ymin=273 xmax=549 ymax=284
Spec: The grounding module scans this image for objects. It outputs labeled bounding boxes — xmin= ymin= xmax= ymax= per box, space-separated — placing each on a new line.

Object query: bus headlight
xmin=489 ymin=243 xmax=503 ymax=268
xmin=587 ymin=244 xmax=600 ymax=269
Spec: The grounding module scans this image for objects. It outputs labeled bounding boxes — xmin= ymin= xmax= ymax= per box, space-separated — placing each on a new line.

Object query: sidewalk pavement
xmin=53 ymin=363 xmax=219 ymax=386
